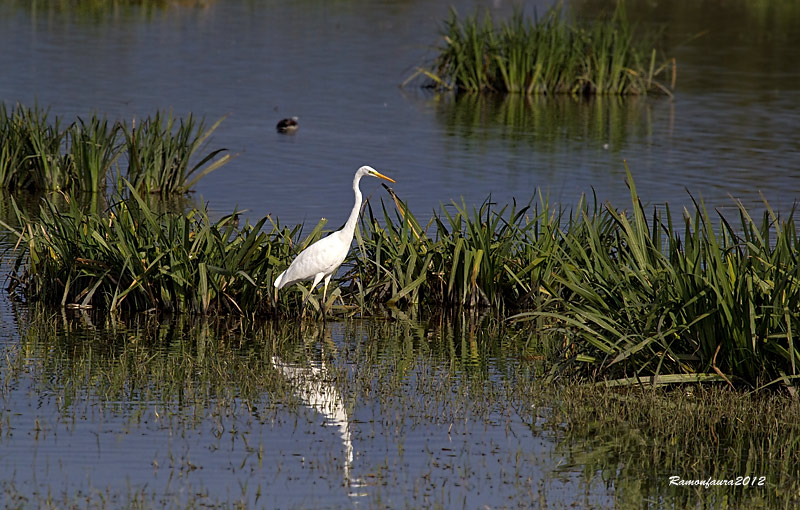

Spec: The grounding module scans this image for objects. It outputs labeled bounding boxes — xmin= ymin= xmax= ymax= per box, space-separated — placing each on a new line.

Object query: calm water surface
xmin=0 ymin=307 xmax=607 ymax=508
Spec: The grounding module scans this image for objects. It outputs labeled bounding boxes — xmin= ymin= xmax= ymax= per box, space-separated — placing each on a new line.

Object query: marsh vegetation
xmin=3 ymin=166 xmax=800 ymax=390
xmin=405 ymin=3 xmax=675 ymax=96
xmin=0 ymin=104 xmax=230 ymax=195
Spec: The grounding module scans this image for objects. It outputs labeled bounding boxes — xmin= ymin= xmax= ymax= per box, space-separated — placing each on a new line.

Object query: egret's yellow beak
xmin=371 ymin=169 xmax=396 ymax=183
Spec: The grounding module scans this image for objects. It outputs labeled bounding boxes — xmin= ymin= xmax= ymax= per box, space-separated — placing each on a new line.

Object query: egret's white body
xmin=274 ymin=165 xmax=395 ymax=312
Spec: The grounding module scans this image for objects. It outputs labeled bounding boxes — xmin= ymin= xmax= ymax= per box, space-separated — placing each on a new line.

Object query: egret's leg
xmin=301 ymin=273 xmax=325 ymax=317
xmin=322 ymin=274 xmax=333 ymax=319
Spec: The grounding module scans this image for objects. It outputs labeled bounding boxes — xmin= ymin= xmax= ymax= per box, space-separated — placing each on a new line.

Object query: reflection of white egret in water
xmin=271 ymin=354 xmax=359 ymax=485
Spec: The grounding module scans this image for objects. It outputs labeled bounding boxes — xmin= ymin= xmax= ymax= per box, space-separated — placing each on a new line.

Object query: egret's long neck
xmin=342 ymin=173 xmax=363 ymax=238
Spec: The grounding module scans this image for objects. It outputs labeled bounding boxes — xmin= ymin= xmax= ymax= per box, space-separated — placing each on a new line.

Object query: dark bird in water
xmin=276 ymin=117 xmax=299 ymax=133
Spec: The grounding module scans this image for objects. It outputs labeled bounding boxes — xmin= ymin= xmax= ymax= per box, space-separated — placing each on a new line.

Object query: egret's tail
xmin=274 ymin=271 xmax=286 ymax=289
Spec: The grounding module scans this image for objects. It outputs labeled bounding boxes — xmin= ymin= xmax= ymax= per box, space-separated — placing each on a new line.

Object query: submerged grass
xmin=0 ymin=103 xmax=230 ymax=194
xmin=406 ymin=3 xmax=675 ymax=96
xmin=524 ymin=383 xmax=800 ymax=508
xmin=3 ymin=171 xmax=800 ymax=388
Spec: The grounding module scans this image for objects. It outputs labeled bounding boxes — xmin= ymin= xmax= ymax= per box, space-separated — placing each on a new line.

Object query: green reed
xmin=349 ymin=190 xmax=570 ymax=315
xmin=67 ymin=115 xmax=121 ymax=192
xmin=0 ymin=184 xmax=323 ymax=316
xmin=0 ymin=103 xmax=229 ymax=194
xmin=513 ymin=169 xmax=800 ymax=388
xmin=0 ymin=103 xmax=71 ymax=190
xmin=0 ymin=104 xmax=120 ymax=191
xmin=350 ymin=179 xmax=800 ymax=388
xmin=406 ymin=3 xmax=675 ymax=96
xmin=121 ymin=111 xmax=231 ymax=195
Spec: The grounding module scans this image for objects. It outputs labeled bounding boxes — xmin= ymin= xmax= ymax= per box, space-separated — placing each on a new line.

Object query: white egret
xmin=274 ymin=165 xmax=395 ymax=315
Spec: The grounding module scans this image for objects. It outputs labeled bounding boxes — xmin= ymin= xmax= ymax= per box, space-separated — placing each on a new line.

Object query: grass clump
xmin=0 ymin=185 xmax=309 ymax=315
xmin=0 ymin=103 xmax=74 ymax=190
xmin=0 ymin=103 xmax=121 ymax=191
xmin=406 ymin=3 xmax=675 ymax=96
xmin=0 ymin=103 xmax=230 ymax=195
xmin=122 ymin=111 xmax=231 ymax=195
xmin=512 ymin=170 xmax=800 ymax=389
xmin=349 ymin=193 xmax=561 ymax=313
xmin=350 ymin=176 xmax=800 ymax=389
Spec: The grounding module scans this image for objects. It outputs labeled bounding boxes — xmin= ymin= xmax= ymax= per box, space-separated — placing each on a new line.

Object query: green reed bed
xmin=349 ymin=193 xmax=563 ymax=313
xmin=4 ymin=173 xmax=800 ymax=388
xmin=406 ymin=3 xmax=675 ymax=96
xmin=0 ymin=103 xmax=230 ymax=194
xmin=512 ymin=173 xmax=800 ymax=389
xmin=352 ymin=177 xmax=800 ymax=388
xmin=0 ymin=185 xmax=311 ymax=315
xmin=0 ymin=103 xmax=76 ymax=191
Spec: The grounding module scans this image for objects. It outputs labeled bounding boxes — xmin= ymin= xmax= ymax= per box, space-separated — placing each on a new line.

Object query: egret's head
xmin=358 ymin=165 xmax=395 ymax=183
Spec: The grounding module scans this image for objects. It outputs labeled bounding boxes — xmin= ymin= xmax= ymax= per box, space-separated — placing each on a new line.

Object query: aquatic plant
xmin=351 ymin=179 xmax=800 ymax=388
xmin=406 ymin=3 xmax=675 ymax=96
xmin=0 ymin=184 xmax=320 ymax=315
xmin=0 ymin=103 xmax=72 ymax=190
xmin=121 ymin=111 xmax=231 ymax=195
xmin=0 ymin=105 xmax=121 ymax=192
xmin=67 ymin=115 xmax=122 ymax=192
xmin=349 ymin=187 xmax=583 ymax=316
xmin=0 ymin=103 xmax=229 ymax=194
xmin=513 ymin=170 xmax=800 ymax=389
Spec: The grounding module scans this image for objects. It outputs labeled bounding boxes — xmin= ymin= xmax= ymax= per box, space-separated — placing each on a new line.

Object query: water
xmin=1 ymin=0 xmax=798 ymax=226
xmin=1 ymin=0 xmax=799 ymax=507
xmin=0 ymin=313 xmax=609 ymax=508
xmin=0 ymin=310 xmax=787 ymax=508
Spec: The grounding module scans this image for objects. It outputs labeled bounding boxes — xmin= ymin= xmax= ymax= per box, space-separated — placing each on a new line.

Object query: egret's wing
xmin=277 ymin=234 xmax=348 ymax=288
